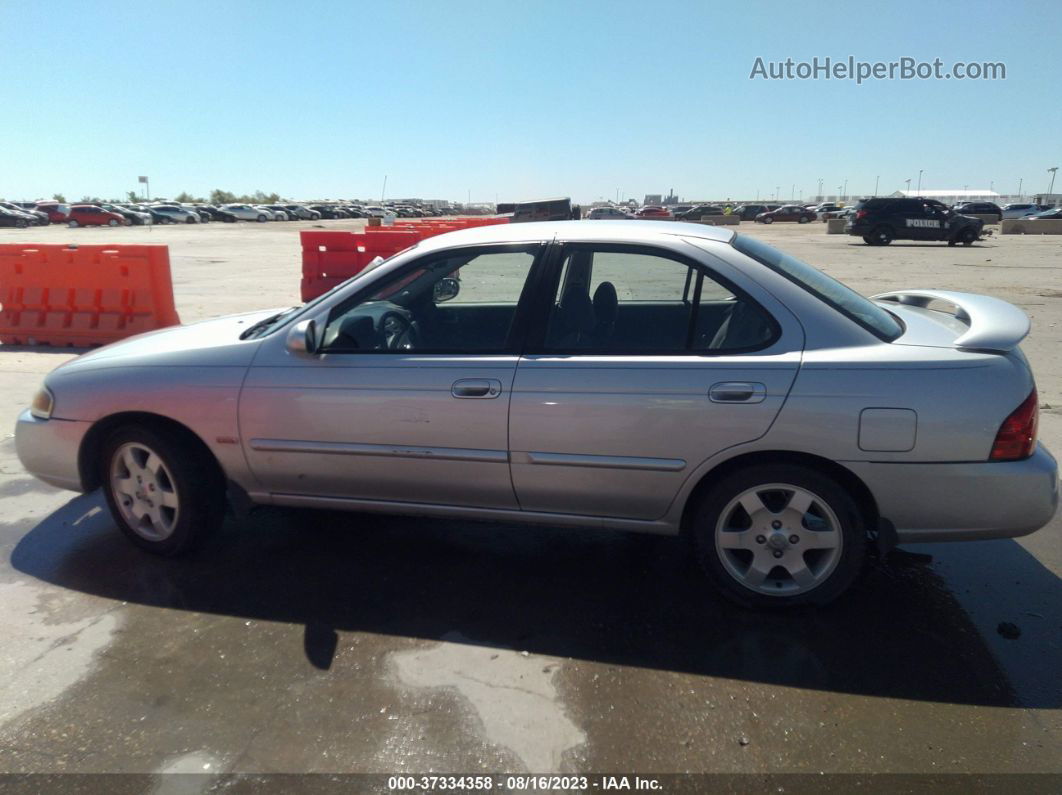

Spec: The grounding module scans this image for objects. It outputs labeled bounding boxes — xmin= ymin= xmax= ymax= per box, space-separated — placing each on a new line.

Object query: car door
xmin=508 ymin=241 xmax=803 ymax=521
xmin=239 ymin=243 xmax=545 ymax=510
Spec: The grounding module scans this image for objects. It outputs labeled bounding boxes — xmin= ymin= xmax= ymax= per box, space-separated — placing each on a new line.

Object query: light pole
xmin=874 ymin=175 xmax=879 ymax=197
xmin=837 ymin=185 xmax=842 ymax=200
xmin=1018 ymin=178 xmax=1023 ymax=199
xmin=905 ymin=178 xmax=911 ymax=194
xmin=842 ymin=179 xmax=847 ymax=200
xmin=916 ymin=169 xmax=923 ymax=196
xmin=1049 ymin=167 xmax=1059 ymax=197
xmin=775 ymin=186 xmax=779 ymax=201
xmin=817 ymin=178 xmax=823 ymax=199
xmin=381 ymin=175 xmax=387 ymax=201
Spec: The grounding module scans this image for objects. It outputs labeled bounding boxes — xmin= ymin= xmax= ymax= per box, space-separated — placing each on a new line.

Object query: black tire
xmin=959 ymin=228 xmax=977 ymax=246
xmin=108 ymin=219 xmax=119 ymax=227
xmin=257 ymin=215 xmax=267 ymax=222
xmin=68 ymin=220 xmax=79 ymax=228
xmin=691 ymin=464 xmax=866 ymax=608
xmin=186 ymin=216 xmax=197 ymax=224
xmin=798 ymin=215 xmax=809 ymax=224
xmin=100 ymin=424 xmax=226 ymax=556
xmin=762 ymin=216 xmax=774 ymax=224
xmin=16 ymin=219 xmax=27 ymax=228
xmin=867 ymin=226 xmax=893 ymax=245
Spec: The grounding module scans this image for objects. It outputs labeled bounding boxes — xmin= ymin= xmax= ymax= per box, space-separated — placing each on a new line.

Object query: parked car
xmin=263 ymin=206 xmax=291 ymax=221
xmin=101 ymin=204 xmax=152 ymax=226
xmin=635 ymin=205 xmax=671 ymax=218
xmin=187 ymin=206 xmax=212 ymax=223
xmin=847 ymin=197 xmax=984 ymax=245
xmin=364 ymin=206 xmax=396 ymax=219
xmin=67 ymin=205 xmax=128 ymax=227
xmin=0 ymin=202 xmax=45 ymax=225
xmin=675 ymin=205 xmax=725 ymax=220
xmin=587 ymin=207 xmax=628 ymax=220
xmin=128 ymin=204 xmax=170 ymax=224
xmin=1001 ymin=203 xmax=1044 ymax=220
xmin=15 ymin=221 xmax=1058 ymax=608
xmin=223 ymin=204 xmax=271 ymax=222
xmin=1027 ymin=208 xmax=1062 ymax=220
xmin=151 ymin=205 xmax=201 ymax=224
xmin=308 ymin=204 xmax=344 ymax=220
xmin=0 ymin=206 xmax=31 ymax=227
xmin=952 ymin=202 xmax=1002 ymax=222
xmin=755 ymin=205 xmax=817 ymax=224
xmin=284 ymin=204 xmax=321 ymax=220
xmin=34 ymin=202 xmax=70 ymax=224
xmin=731 ymin=205 xmax=770 ymax=221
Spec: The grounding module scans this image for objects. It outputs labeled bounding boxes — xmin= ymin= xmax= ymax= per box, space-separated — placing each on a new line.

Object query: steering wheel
xmin=380 ymin=311 xmax=417 ymax=350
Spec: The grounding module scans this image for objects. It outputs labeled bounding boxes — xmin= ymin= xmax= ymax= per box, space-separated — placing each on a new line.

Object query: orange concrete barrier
xmin=0 ymin=243 xmax=181 ymax=347
xmin=300 ymin=218 xmax=511 ymax=301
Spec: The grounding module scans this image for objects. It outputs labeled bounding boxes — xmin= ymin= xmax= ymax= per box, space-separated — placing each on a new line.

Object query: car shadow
xmin=10 ymin=491 xmax=1061 ymax=709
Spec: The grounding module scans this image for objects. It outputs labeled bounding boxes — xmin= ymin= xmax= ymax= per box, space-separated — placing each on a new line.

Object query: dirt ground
xmin=0 ymin=218 xmax=1059 ymax=780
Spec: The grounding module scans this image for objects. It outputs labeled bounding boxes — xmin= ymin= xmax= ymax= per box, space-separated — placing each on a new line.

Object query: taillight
xmin=855 ymin=210 xmax=867 ymax=220
xmin=989 ymin=389 xmax=1038 ymax=461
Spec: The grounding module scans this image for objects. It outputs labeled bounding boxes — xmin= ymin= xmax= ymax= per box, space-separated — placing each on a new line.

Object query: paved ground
xmin=0 ymin=219 xmax=1060 ymax=777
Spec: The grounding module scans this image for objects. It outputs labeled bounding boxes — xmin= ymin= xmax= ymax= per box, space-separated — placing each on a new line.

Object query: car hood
xmin=52 ymin=308 xmax=284 ymax=374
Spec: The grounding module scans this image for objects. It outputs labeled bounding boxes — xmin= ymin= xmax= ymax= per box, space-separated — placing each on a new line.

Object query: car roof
xmin=412 ymin=220 xmax=735 ymax=252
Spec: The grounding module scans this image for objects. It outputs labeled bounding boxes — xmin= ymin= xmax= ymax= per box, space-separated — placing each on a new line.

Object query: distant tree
xmin=210 ymin=189 xmax=237 ymax=204
xmin=251 ymin=190 xmax=280 ymax=204
xmin=174 ymin=191 xmax=199 ymax=203
xmin=126 ymin=191 xmax=139 ymax=203
xmin=79 ymin=195 xmax=102 ymax=203
xmin=52 ymin=193 xmax=66 ymax=202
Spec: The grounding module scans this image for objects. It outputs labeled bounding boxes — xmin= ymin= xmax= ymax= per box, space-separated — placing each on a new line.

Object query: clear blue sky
xmin=2 ymin=0 xmax=1059 ymax=203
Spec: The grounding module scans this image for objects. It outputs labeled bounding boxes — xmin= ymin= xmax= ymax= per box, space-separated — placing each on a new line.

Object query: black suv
xmin=846 ymin=198 xmax=983 ymax=246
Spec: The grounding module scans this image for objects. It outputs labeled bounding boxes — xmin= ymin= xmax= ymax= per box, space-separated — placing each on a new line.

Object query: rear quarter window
xmin=731 ymin=235 xmax=904 ymax=342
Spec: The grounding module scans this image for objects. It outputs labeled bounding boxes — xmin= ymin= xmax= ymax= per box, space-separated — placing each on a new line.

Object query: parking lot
xmin=1 ymin=220 xmax=1060 ymax=776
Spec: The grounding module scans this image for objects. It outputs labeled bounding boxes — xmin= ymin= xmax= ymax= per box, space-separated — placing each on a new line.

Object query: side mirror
xmin=286 ymin=319 xmax=319 ymax=356
xmin=433 ymin=277 xmax=461 ymax=303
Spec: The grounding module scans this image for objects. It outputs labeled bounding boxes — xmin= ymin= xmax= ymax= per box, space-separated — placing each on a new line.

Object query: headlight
xmin=30 ymin=387 xmax=54 ymax=420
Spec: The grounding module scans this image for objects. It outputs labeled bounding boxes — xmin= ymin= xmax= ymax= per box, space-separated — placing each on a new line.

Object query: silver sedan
xmin=15 ymin=222 xmax=1059 ymax=607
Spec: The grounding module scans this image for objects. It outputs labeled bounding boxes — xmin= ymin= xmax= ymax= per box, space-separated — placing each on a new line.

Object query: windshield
xmin=731 ymin=234 xmax=904 ymax=342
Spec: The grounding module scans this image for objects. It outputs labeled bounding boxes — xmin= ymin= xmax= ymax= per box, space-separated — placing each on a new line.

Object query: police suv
xmin=846 ymin=197 xmax=984 ymax=246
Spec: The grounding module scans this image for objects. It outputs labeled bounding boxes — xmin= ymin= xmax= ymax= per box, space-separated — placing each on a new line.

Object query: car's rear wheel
xmin=762 ymin=216 xmax=774 ymax=224
xmin=257 ymin=214 xmax=267 ymax=222
xmin=186 ymin=216 xmax=197 ymax=224
xmin=101 ymin=425 xmax=225 ymax=556
xmin=959 ymin=228 xmax=977 ymax=246
xmin=692 ymin=464 xmax=866 ymax=608
xmin=798 ymin=215 xmax=809 ymax=224
xmin=108 ymin=219 xmax=119 ymax=227
xmin=867 ymin=226 xmax=893 ymax=245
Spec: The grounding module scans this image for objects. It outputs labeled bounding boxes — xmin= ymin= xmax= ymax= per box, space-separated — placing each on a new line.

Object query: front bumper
xmin=846 ymin=444 xmax=1059 ymax=542
xmin=14 ymin=409 xmax=91 ymax=492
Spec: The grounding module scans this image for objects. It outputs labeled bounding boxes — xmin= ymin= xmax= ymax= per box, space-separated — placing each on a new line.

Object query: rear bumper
xmin=14 ymin=409 xmax=90 ymax=492
xmin=846 ymin=444 xmax=1059 ymax=542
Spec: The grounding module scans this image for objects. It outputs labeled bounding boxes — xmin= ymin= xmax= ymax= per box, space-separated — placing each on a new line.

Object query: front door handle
xmin=451 ymin=378 xmax=502 ymax=399
xmin=709 ymin=382 xmax=766 ymax=404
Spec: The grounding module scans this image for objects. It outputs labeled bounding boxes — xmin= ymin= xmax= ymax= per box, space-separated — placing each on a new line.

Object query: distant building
xmin=889 ymin=189 xmax=1000 ymax=205
xmin=644 ymin=194 xmax=662 ymax=206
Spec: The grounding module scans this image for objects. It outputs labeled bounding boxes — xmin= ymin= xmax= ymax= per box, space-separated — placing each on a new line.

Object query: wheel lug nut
xmin=789 ymin=535 xmax=799 ymax=544
xmin=771 ymin=520 xmax=782 ymax=529
xmin=755 ymin=535 xmax=766 ymax=544
xmin=773 ymin=550 xmax=783 ymax=558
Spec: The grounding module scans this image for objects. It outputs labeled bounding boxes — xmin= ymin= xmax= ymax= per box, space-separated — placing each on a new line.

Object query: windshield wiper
xmin=239 ymin=307 xmax=299 ymax=340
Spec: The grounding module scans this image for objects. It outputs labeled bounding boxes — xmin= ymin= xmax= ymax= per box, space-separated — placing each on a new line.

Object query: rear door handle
xmin=452 ymin=378 xmax=502 ymax=399
xmin=709 ymin=382 xmax=766 ymax=404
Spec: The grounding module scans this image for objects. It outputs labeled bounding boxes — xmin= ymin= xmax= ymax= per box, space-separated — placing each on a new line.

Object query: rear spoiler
xmin=872 ymin=289 xmax=1030 ymax=352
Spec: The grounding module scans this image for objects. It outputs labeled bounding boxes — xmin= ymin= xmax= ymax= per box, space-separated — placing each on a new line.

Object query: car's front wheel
xmin=108 ymin=219 xmax=119 ymax=227
xmin=257 ymin=214 xmax=267 ymax=222
xmin=762 ymin=216 xmax=774 ymax=224
xmin=692 ymin=464 xmax=866 ymax=608
xmin=866 ymin=226 xmax=893 ymax=245
xmin=101 ymin=425 xmax=226 ymax=556
xmin=959 ymin=228 xmax=977 ymax=246
xmin=68 ymin=220 xmax=79 ymax=228
xmin=798 ymin=215 xmax=809 ymax=224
